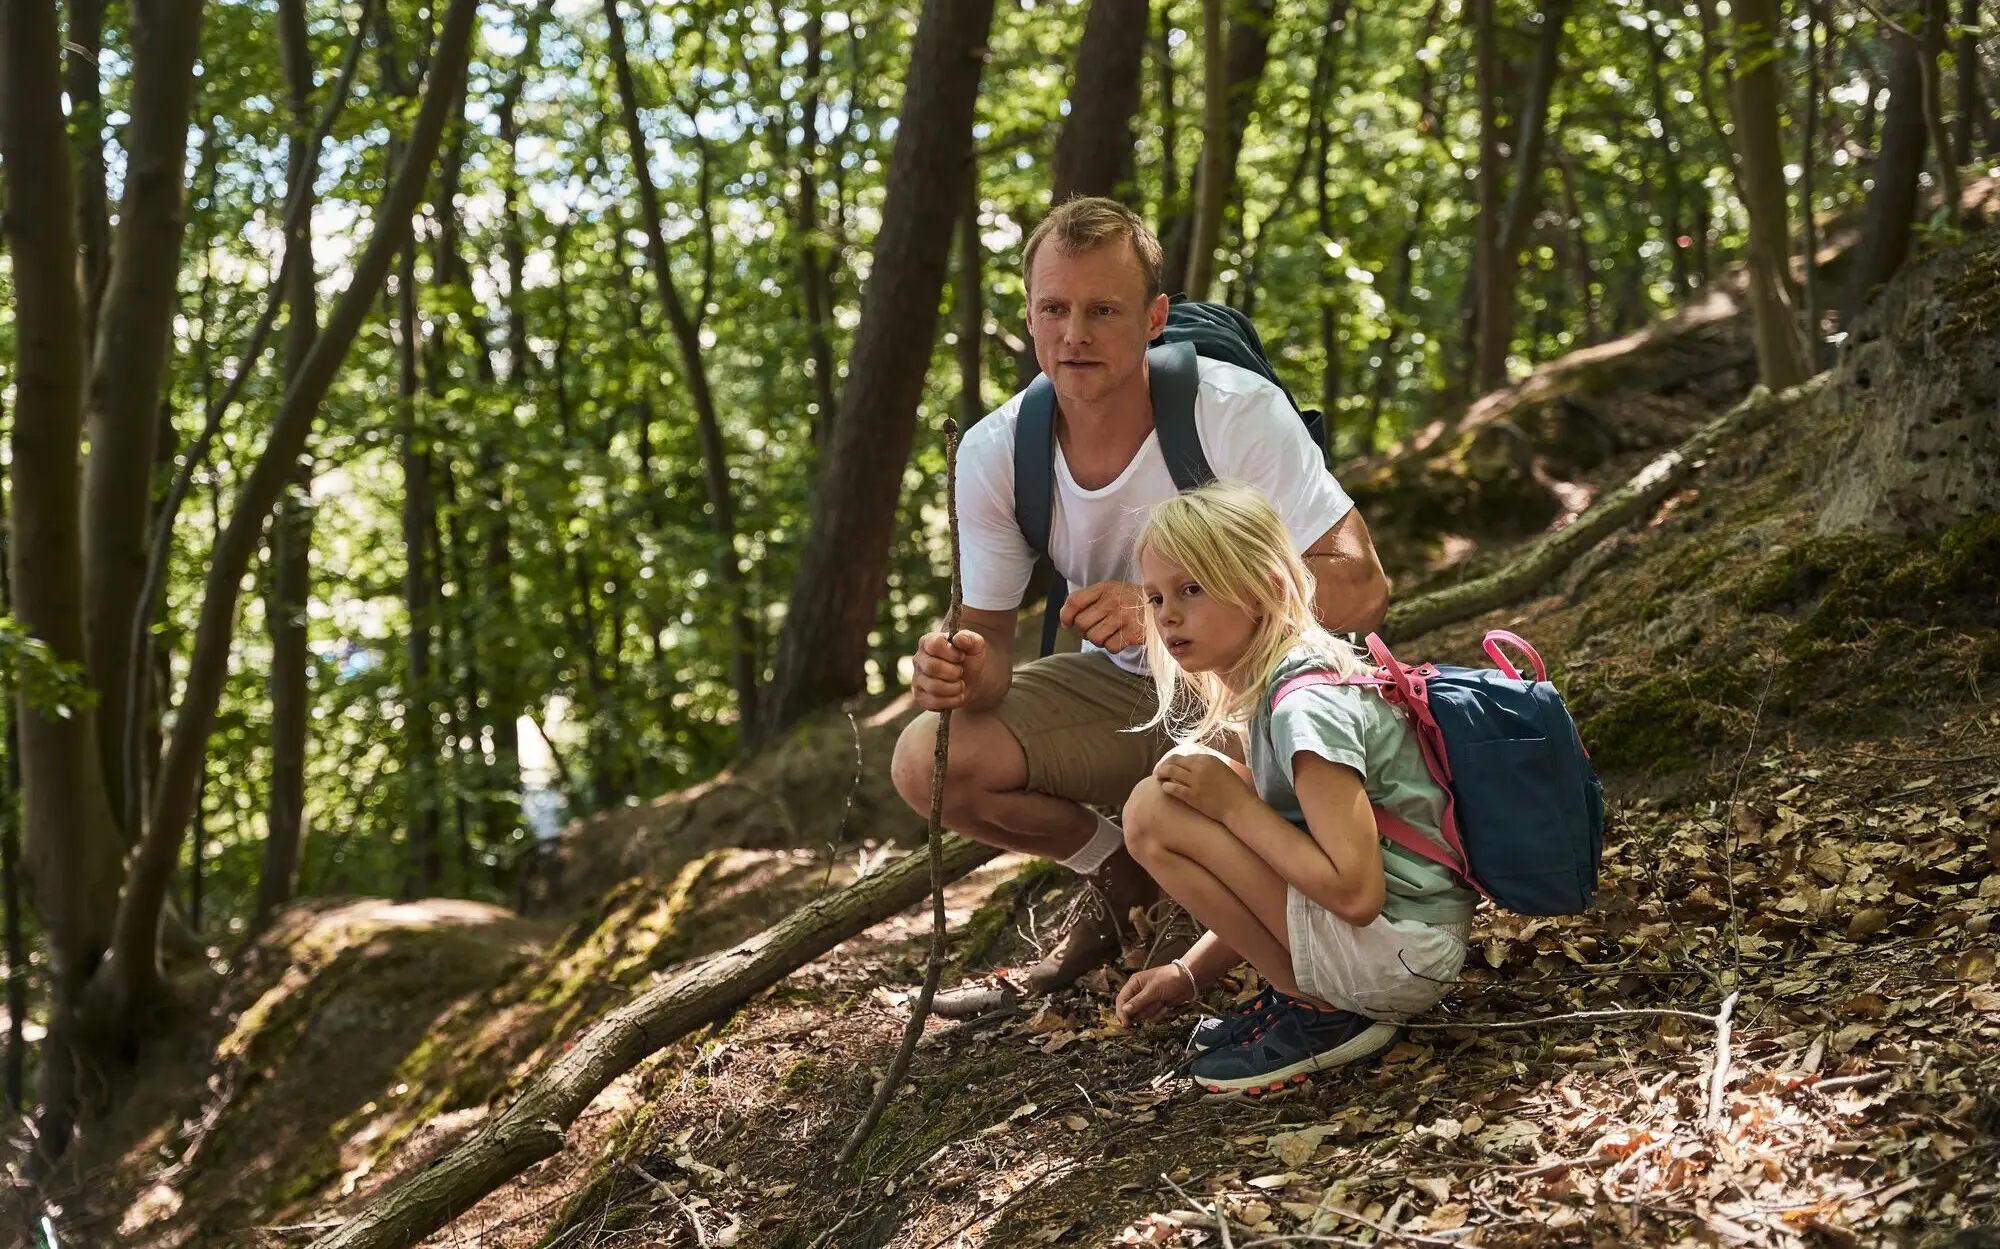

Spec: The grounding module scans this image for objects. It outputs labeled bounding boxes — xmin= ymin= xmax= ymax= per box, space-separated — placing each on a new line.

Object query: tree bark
xmin=0 ymin=462 xmax=29 ymax=1115
xmin=1801 ymin=0 xmax=1823 ymax=360
xmin=1727 ymin=0 xmax=1813 ymax=388
xmin=112 ymin=0 xmax=481 ymax=1015
xmin=1643 ymin=15 xmax=1690 ymax=296
xmin=958 ymin=161 xmax=985 ymax=430
xmin=1050 ymin=0 xmax=1149 ymax=204
xmin=604 ymin=0 xmax=760 ymax=744
xmin=1953 ymin=0 xmax=1980 ymax=164
xmin=1917 ymin=0 xmax=1959 ymax=226
xmin=1385 ymin=377 xmax=1829 ymax=641
xmin=756 ymin=0 xmax=997 ymax=745
xmin=1472 ymin=0 xmax=1506 ymax=393
xmin=1481 ymin=0 xmax=1573 ymax=392
xmin=81 ymin=0 xmax=208 ymax=841
xmin=65 ymin=0 xmax=111 ymax=341
xmin=0 ymin=0 xmax=127 ymax=1171
xmin=255 ymin=0 xmax=322 ymax=936
xmin=1843 ymin=1 xmax=1931 ymax=325
xmin=1183 ymin=0 xmax=1274 ymax=299
xmin=795 ymin=2 xmax=839 ymax=444
xmin=310 ymin=834 xmax=999 ymax=1249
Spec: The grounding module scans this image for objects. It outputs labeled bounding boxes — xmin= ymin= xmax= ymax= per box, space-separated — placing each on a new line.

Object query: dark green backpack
xmin=1011 ymin=299 xmax=1327 ymax=655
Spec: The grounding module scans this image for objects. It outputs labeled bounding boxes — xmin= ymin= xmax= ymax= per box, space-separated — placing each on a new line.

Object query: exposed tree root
xmin=309 ymin=834 xmax=998 ymax=1249
xmin=1383 ymin=372 xmax=1832 ymax=642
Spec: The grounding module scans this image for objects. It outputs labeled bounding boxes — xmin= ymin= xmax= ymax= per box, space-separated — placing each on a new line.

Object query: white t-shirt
xmin=957 ymin=357 xmax=1355 ymax=676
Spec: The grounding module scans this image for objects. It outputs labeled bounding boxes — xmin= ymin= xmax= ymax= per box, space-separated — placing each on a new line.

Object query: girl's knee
xmin=1122 ymin=777 xmax=1170 ymax=858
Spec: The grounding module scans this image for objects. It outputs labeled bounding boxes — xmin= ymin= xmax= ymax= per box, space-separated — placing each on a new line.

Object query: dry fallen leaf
xmin=1009 ymin=1102 xmax=1039 ymax=1121
xmin=1848 ymin=908 xmax=1892 ymax=940
xmin=1426 ymin=1202 xmax=1471 ymax=1231
xmin=1230 ymin=1199 xmax=1273 ymax=1226
xmin=1247 ymin=1173 xmax=1293 ymax=1190
xmin=1955 ymin=948 xmax=1996 ymax=981
xmin=1410 ymin=1175 xmax=1451 ymax=1204
xmin=1269 ymin=1125 xmax=1337 ymax=1168
xmin=1062 ymin=1114 xmax=1090 ymax=1131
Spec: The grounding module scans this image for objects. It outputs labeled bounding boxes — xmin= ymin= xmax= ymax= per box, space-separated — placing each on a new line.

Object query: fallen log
xmin=310 ymin=833 xmax=999 ymax=1249
xmin=1382 ymin=372 xmax=1831 ymax=642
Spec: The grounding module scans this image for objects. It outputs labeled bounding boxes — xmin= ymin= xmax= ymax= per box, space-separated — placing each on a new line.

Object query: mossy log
xmin=1384 ymin=373 xmax=1832 ymax=643
xmin=310 ymin=834 xmax=999 ymax=1249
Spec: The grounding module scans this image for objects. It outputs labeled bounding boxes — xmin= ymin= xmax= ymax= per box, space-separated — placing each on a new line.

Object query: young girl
xmin=1112 ymin=480 xmax=1475 ymax=1095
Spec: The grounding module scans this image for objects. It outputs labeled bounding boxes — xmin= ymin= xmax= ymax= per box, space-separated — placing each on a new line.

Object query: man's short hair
xmin=1023 ymin=196 xmax=1167 ymax=302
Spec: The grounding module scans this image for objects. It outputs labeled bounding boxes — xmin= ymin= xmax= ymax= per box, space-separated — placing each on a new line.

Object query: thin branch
xmin=1704 ymin=990 xmax=1742 ymax=1130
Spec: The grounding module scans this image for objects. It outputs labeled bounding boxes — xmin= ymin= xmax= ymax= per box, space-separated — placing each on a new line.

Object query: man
xmin=890 ymin=196 xmax=1389 ymax=1002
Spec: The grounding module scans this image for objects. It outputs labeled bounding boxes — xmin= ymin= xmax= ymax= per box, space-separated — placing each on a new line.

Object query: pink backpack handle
xmin=1482 ymin=629 xmax=1548 ymax=683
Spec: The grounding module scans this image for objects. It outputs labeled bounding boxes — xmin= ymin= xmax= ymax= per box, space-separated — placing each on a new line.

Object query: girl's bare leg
xmin=1122 ymin=777 xmax=1332 ymax=1007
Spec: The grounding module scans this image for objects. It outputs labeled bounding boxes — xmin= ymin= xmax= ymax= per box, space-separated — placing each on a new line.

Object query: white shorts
xmin=1285 ymin=888 xmax=1470 ymax=1022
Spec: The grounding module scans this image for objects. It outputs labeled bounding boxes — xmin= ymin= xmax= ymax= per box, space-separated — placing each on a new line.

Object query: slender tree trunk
xmin=1483 ymin=0 xmax=1573 ymax=390
xmin=757 ymin=0 xmax=997 ymax=744
xmin=1728 ymin=0 xmax=1813 ymax=387
xmin=1472 ymin=0 xmax=1506 ymax=392
xmin=114 ymin=0 xmax=480 ymax=1021
xmin=1801 ymin=0 xmax=1823 ymax=362
xmin=1241 ymin=0 xmax=1346 ymax=321
xmin=1644 ymin=17 xmax=1690 ymax=295
xmin=0 ymin=467 xmax=28 ymax=1116
xmin=1553 ymin=142 xmax=1600 ymax=342
xmin=82 ymin=0 xmax=208 ymax=841
xmin=1050 ymin=0 xmax=1150 ymax=204
xmin=796 ymin=2 xmax=839 ymax=444
xmin=604 ymin=0 xmax=760 ymax=743
xmin=1844 ymin=1 xmax=1931 ymax=324
xmin=255 ymin=0 xmax=322 ymax=937
xmin=1917 ymin=0 xmax=1960 ymax=225
xmin=1183 ymin=0 xmax=1273 ymax=299
xmin=958 ymin=161 xmax=984 ymax=430
xmin=66 ymin=0 xmax=111 ymax=341
xmin=1155 ymin=1 xmax=1184 ymax=273
xmin=0 ymin=0 xmax=126 ymax=1172
xmin=1953 ymin=0 xmax=1980 ymax=163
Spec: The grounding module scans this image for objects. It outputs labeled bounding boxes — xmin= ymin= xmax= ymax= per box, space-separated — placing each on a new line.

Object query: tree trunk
xmin=1553 ymin=142 xmax=1599 ymax=343
xmin=399 ymin=244 xmax=443 ymax=899
xmin=1183 ymin=0 xmax=1272 ymax=299
xmin=755 ymin=0 xmax=997 ymax=746
xmin=255 ymin=0 xmax=322 ymax=937
xmin=1481 ymin=0 xmax=1572 ymax=392
xmin=604 ymin=0 xmax=761 ymax=744
xmin=1643 ymin=16 xmax=1689 ymax=296
xmin=1801 ymin=0 xmax=1823 ymax=361
xmin=1155 ymin=2 xmax=1185 ymax=280
xmin=82 ymin=0 xmax=207 ymax=841
xmin=1050 ymin=0 xmax=1149 ymax=204
xmin=958 ymin=161 xmax=985 ymax=430
xmin=0 ymin=0 xmax=127 ymax=1171
xmin=1728 ymin=0 xmax=1813 ymax=388
xmin=1240 ymin=0 xmax=1345 ymax=322
xmin=66 ymin=0 xmax=111 ymax=341
xmin=796 ymin=2 xmax=840 ymax=444
xmin=1386 ymin=377 xmax=1827 ymax=640
xmin=1471 ymin=0 xmax=1504 ymax=393
xmin=0 ymin=465 xmax=28 ymax=1115
xmin=1844 ymin=1 xmax=1930 ymax=325
xmin=1917 ymin=0 xmax=1959 ymax=226
xmin=112 ymin=0 xmax=480 ymax=1018
xmin=1953 ymin=0 xmax=1980 ymax=164
xmin=310 ymin=834 xmax=1000 ymax=1249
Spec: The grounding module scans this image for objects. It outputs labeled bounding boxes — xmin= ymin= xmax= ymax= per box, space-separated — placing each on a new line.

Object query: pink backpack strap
xmin=1272 ymin=647 xmax=1489 ymax=900
xmin=1482 ymin=629 xmax=1548 ymax=683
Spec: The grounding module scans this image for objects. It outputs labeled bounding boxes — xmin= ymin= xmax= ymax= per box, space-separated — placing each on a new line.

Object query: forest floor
xmin=64 ymin=257 xmax=2000 ymax=1248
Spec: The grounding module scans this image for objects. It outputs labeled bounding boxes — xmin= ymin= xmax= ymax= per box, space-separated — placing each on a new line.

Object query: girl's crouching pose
xmin=1113 ymin=480 xmax=1475 ymax=1095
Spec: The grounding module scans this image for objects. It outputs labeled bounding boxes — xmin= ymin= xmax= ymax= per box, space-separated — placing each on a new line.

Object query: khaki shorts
xmin=992 ymin=652 xmax=1176 ymax=809
xmin=1286 ymin=893 xmax=1470 ymax=1022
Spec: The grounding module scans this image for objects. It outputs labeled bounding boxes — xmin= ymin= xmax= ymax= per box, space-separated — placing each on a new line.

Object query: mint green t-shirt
xmin=1246 ymin=649 xmax=1477 ymax=926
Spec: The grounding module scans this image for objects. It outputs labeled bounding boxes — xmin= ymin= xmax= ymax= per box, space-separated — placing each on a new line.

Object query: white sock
xmin=1058 ymin=813 xmax=1125 ymax=876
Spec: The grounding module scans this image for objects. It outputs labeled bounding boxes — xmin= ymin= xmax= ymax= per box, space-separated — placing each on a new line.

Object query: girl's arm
xmin=1215 ymin=763 xmax=1382 ymax=927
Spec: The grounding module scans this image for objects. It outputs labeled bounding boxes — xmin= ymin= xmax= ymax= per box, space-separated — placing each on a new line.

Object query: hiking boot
xmin=1187 ymin=986 xmax=1286 ymax=1053
xmin=1019 ymin=848 xmax=1157 ymax=994
xmin=1187 ymin=999 xmax=1397 ymax=1096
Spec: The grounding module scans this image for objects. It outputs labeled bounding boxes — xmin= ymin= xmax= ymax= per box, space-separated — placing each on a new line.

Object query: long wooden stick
xmin=839 ymin=416 xmax=964 ymax=1167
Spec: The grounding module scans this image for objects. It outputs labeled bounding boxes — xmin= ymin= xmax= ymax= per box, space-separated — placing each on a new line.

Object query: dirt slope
xmin=70 ymin=234 xmax=2000 ymax=1249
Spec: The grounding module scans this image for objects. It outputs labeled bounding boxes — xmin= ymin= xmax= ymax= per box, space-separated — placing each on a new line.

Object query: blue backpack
xmin=1273 ymin=631 xmax=1605 ymax=916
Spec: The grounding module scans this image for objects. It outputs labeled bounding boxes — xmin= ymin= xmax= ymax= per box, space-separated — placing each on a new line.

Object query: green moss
xmin=950 ymin=858 xmax=1065 ymax=971
xmin=1935 ymin=241 xmax=2000 ymax=346
xmin=780 ymin=1055 xmax=820 ymax=1091
xmin=1575 ymin=665 xmax=1759 ymax=775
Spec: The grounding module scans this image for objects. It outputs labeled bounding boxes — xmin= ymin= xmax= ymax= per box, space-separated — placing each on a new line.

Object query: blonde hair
xmin=1134 ymin=480 xmax=1370 ymax=745
xmin=1023 ymin=196 xmax=1167 ymax=302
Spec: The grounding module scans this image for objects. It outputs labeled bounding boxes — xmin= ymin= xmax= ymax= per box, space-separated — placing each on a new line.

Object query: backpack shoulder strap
xmin=1012 ymin=373 xmax=1058 ymax=560
xmin=1148 ymin=341 xmax=1212 ymax=491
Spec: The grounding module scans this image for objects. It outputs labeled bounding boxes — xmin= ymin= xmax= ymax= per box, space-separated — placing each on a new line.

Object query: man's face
xmin=1025 ymin=239 xmax=1169 ymax=408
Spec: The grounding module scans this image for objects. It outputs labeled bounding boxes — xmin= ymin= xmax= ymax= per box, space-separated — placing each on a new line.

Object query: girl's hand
xmin=1115 ymin=964 xmax=1197 ymax=1026
xmin=1154 ymin=751 xmax=1255 ymax=825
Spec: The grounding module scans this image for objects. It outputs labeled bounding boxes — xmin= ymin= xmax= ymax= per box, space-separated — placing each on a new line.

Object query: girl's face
xmin=1140 ymin=547 xmax=1259 ymax=678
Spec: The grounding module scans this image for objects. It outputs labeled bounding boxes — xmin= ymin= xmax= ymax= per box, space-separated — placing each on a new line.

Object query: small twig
xmin=1704 ymin=990 xmax=1742 ymax=1131
xmin=919 ymin=1159 xmax=1074 ymax=1249
xmin=1803 ymin=1070 xmax=1895 ymax=1094
xmin=838 ymin=417 xmax=963 ymax=1168
xmin=1160 ymin=1173 xmax=1237 ymax=1249
xmin=1403 ymin=1004 xmax=1721 ymax=1030
xmin=1722 ymin=668 xmax=1776 ymax=988
xmin=628 ymin=1163 xmax=707 ymax=1249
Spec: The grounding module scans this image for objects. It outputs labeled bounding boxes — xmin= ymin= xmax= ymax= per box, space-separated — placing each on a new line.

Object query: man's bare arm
xmin=910 ymin=605 xmax=1019 ymax=714
xmin=1303 ymin=508 xmax=1391 ymax=633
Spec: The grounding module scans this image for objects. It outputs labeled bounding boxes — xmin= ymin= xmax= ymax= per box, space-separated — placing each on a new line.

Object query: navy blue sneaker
xmin=1188 ymin=1001 xmax=1398 ymax=1095
xmin=1187 ymin=986 xmax=1286 ymax=1053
